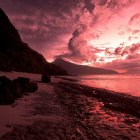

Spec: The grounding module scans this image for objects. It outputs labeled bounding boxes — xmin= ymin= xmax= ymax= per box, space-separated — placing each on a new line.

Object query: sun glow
xmin=88 ymin=26 xmax=140 ymax=63
xmin=84 ymin=0 xmax=140 ymax=66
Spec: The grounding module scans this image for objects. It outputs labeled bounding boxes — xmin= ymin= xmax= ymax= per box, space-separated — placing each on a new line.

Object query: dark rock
xmin=104 ymin=100 xmax=140 ymax=118
xmin=0 ymin=76 xmax=38 ymax=105
xmin=13 ymin=77 xmax=30 ymax=92
xmin=14 ymin=77 xmax=30 ymax=83
xmin=0 ymin=76 xmax=11 ymax=85
xmin=104 ymin=103 xmax=126 ymax=112
xmin=0 ymin=76 xmax=15 ymax=105
xmin=124 ymin=118 xmax=139 ymax=125
xmin=0 ymin=89 xmax=15 ymax=105
xmin=41 ymin=74 xmax=51 ymax=83
xmin=0 ymin=76 xmax=23 ymax=101
xmin=12 ymin=82 xmax=23 ymax=98
xmin=6 ymin=124 xmax=12 ymax=128
xmin=25 ymin=82 xmax=38 ymax=93
xmin=13 ymin=77 xmax=38 ymax=93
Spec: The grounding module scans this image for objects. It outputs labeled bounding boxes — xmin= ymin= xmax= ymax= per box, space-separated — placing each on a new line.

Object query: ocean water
xmin=76 ymin=74 xmax=140 ymax=97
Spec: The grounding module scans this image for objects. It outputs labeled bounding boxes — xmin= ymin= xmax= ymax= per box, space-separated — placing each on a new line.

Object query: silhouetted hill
xmin=126 ymin=69 xmax=140 ymax=74
xmin=0 ymin=8 xmax=67 ymax=75
xmin=53 ymin=58 xmax=118 ymax=75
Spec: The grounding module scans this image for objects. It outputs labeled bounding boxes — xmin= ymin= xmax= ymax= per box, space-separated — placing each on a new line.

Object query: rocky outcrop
xmin=0 ymin=76 xmax=15 ymax=104
xmin=0 ymin=76 xmax=38 ymax=105
xmin=41 ymin=74 xmax=51 ymax=83
xmin=0 ymin=8 xmax=67 ymax=75
xmin=13 ymin=77 xmax=38 ymax=93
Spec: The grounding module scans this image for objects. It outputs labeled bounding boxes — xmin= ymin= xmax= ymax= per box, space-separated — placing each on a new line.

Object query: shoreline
xmin=57 ymin=77 xmax=140 ymax=118
xmin=56 ymin=74 xmax=140 ymax=97
xmin=54 ymin=79 xmax=140 ymax=139
xmin=0 ymin=76 xmax=140 ymax=139
xmin=56 ymin=76 xmax=140 ymax=98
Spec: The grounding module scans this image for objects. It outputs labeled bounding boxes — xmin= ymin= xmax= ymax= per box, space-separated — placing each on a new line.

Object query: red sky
xmin=0 ymin=0 xmax=140 ymax=73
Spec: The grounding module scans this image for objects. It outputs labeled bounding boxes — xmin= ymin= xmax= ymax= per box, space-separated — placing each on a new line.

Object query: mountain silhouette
xmin=53 ymin=58 xmax=118 ymax=75
xmin=0 ymin=8 xmax=67 ymax=75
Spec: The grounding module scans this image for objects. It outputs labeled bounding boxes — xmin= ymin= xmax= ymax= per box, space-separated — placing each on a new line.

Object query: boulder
xmin=12 ymin=82 xmax=23 ymax=98
xmin=0 ymin=87 xmax=15 ymax=105
xmin=0 ymin=76 xmax=15 ymax=105
xmin=25 ymin=82 xmax=38 ymax=93
xmin=41 ymin=74 xmax=51 ymax=83
xmin=0 ymin=76 xmax=11 ymax=84
xmin=13 ymin=77 xmax=38 ymax=93
xmin=0 ymin=76 xmax=38 ymax=105
xmin=13 ymin=77 xmax=30 ymax=92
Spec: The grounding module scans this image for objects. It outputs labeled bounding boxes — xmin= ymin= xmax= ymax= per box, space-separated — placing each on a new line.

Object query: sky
xmin=0 ymin=0 xmax=140 ymax=73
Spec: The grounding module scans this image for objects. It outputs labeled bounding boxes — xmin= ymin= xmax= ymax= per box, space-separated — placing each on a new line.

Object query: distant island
xmin=53 ymin=58 xmax=118 ymax=75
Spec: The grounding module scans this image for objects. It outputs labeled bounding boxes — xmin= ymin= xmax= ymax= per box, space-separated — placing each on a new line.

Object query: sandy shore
xmin=0 ymin=75 xmax=140 ymax=140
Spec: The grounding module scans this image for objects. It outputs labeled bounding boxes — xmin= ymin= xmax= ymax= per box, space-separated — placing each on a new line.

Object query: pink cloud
xmin=129 ymin=13 xmax=140 ymax=25
xmin=132 ymin=30 xmax=140 ymax=34
xmin=114 ymin=47 xmax=123 ymax=55
xmin=1 ymin=0 xmax=140 ymax=73
xmin=96 ymin=42 xmax=140 ymax=73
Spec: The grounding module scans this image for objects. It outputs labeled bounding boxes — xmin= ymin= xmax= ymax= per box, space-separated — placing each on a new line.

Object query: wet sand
xmin=0 ymin=77 xmax=140 ymax=140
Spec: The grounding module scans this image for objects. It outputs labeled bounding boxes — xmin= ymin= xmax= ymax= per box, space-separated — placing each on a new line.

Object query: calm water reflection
xmin=78 ymin=74 xmax=140 ymax=97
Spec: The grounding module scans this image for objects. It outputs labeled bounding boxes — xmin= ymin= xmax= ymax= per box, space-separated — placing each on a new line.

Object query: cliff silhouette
xmin=0 ymin=8 xmax=67 ymax=75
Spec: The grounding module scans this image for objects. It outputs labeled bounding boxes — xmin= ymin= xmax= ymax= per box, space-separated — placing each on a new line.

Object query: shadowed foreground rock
xmin=13 ymin=77 xmax=38 ymax=93
xmin=41 ymin=74 xmax=51 ymax=83
xmin=0 ymin=76 xmax=38 ymax=105
xmin=26 ymin=82 xmax=38 ymax=93
xmin=0 ymin=76 xmax=15 ymax=105
xmin=13 ymin=77 xmax=30 ymax=92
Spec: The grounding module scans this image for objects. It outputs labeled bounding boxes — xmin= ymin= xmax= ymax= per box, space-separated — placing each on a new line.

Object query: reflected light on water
xmin=78 ymin=74 xmax=140 ymax=97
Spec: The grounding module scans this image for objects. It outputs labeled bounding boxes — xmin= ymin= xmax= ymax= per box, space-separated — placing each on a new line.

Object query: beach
xmin=0 ymin=73 xmax=140 ymax=140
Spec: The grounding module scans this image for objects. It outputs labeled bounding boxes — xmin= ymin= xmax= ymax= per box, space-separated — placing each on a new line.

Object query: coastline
xmin=0 ymin=75 xmax=140 ymax=139
xmin=58 ymin=77 xmax=140 ymax=117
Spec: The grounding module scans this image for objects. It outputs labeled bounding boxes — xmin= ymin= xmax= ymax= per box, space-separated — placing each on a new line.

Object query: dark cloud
xmin=57 ymin=24 xmax=101 ymax=63
xmin=0 ymin=0 xmax=82 ymax=15
xmin=107 ymin=0 xmax=118 ymax=9
xmin=72 ymin=25 xmax=86 ymax=37
xmin=122 ymin=43 xmax=140 ymax=55
xmin=114 ymin=47 xmax=123 ymax=55
xmin=98 ymin=0 xmax=108 ymax=6
xmin=129 ymin=43 xmax=140 ymax=53
xmin=68 ymin=25 xmax=87 ymax=55
xmin=84 ymin=0 xmax=95 ymax=13
xmin=114 ymin=43 xmax=140 ymax=57
xmin=104 ymin=42 xmax=140 ymax=73
xmin=0 ymin=0 xmax=87 ymax=56
xmin=59 ymin=25 xmax=90 ymax=62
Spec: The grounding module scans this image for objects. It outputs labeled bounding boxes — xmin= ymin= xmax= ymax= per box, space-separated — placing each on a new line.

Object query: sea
xmin=69 ymin=74 xmax=140 ymax=97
